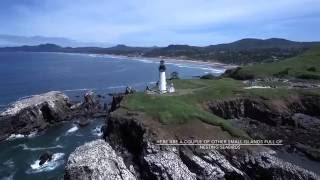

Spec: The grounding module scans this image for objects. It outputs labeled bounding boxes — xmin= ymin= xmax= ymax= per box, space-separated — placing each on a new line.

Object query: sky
xmin=0 ymin=0 xmax=320 ymax=46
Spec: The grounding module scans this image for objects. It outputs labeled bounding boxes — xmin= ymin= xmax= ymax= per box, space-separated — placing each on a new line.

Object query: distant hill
xmin=0 ymin=43 xmax=155 ymax=55
xmin=205 ymin=38 xmax=317 ymax=50
xmin=100 ymin=44 xmax=155 ymax=55
xmin=0 ymin=38 xmax=319 ymax=65
xmin=144 ymin=38 xmax=319 ymax=64
xmin=0 ymin=34 xmax=113 ymax=47
xmin=224 ymin=45 xmax=320 ymax=80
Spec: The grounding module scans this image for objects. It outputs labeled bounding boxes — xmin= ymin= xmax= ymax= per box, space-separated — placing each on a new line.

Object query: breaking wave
xmin=26 ymin=153 xmax=65 ymax=174
xmin=91 ymin=125 xmax=103 ymax=137
xmin=6 ymin=134 xmax=25 ymax=141
xmin=66 ymin=125 xmax=79 ymax=134
xmin=6 ymin=131 xmax=38 ymax=141
xmin=63 ymin=88 xmax=92 ymax=92
xmin=173 ymin=64 xmax=225 ymax=74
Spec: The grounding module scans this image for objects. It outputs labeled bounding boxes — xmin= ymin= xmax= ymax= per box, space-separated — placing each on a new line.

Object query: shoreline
xmin=1 ymin=51 xmax=237 ymax=70
xmin=100 ymin=53 xmax=238 ymax=70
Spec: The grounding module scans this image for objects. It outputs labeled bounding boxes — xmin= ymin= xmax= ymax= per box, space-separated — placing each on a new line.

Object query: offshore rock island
xmin=0 ymin=91 xmax=104 ymax=141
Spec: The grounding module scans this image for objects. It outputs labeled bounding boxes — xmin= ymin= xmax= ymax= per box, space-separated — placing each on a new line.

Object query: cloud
xmin=0 ymin=0 xmax=319 ymax=45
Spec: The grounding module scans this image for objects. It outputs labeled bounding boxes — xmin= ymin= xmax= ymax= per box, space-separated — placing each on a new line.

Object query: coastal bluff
xmin=65 ymin=87 xmax=320 ymax=180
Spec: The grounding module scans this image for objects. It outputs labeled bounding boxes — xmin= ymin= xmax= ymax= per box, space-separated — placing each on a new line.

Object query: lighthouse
xmin=158 ymin=60 xmax=167 ymax=93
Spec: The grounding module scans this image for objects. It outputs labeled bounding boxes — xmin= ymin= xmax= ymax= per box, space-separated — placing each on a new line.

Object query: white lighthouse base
xmin=159 ymin=71 xmax=167 ymax=93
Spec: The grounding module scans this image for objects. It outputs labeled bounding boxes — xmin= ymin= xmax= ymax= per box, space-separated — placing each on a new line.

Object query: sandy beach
xmin=99 ymin=54 xmax=238 ymax=70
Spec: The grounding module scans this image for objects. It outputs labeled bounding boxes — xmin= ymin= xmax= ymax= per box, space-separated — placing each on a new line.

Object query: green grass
xmin=125 ymin=78 xmax=249 ymax=137
xmin=243 ymin=88 xmax=294 ymax=99
xmin=124 ymin=77 xmax=320 ymax=138
xmin=229 ymin=46 xmax=320 ymax=79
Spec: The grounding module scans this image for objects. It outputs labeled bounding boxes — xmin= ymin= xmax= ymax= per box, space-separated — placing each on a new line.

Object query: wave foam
xmin=1 ymin=173 xmax=15 ymax=180
xmin=3 ymin=159 xmax=15 ymax=169
xmin=63 ymin=88 xmax=92 ymax=92
xmin=66 ymin=126 xmax=79 ymax=134
xmin=27 ymin=153 xmax=65 ymax=174
xmin=55 ymin=136 xmax=61 ymax=141
xmin=17 ymin=144 xmax=63 ymax=151
xmin=27 ymin=131 xmax=37 ymax=138
xmin=173 ymin=64 xmax=225 ymax=74
xmin=6 ymin=131 xmax=38 ymax=140
xmin=6 ymin=134 xmax=25 ymax=140
xmin=91 ymin=125 xmax=103 ymax=136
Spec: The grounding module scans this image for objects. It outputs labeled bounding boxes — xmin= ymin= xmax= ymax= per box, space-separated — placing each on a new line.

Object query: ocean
xmin=0 ymin=52 xmax=225 ymax=179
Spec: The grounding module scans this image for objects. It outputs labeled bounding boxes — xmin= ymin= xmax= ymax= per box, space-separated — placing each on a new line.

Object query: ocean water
xmin=0 ymin=52 xmax=225 ymax=108
xmin=0 ymin=52 xmax=225 ymax=179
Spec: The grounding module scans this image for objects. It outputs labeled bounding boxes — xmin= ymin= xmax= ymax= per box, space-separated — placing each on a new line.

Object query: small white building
xmin=168 ymin=82 xmax=175 ymax=93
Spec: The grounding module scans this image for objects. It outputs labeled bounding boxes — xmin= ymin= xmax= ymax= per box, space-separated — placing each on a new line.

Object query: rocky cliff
xmin=0 ymin=91 xmax=72 ymax=140
xmin=0 ymin=91 xmax=103 ymax=141
xmin=65 ymin=93 xmax=320 ymax=180
xmin=206 ymin=95 xmax=320 ymax=161
xmin=65 ymin=140 xmax=136 ymax=180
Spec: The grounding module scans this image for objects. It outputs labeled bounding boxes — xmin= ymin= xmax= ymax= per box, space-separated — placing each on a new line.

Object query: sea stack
xmin=158 ymin=60 xmax=167 ymax=93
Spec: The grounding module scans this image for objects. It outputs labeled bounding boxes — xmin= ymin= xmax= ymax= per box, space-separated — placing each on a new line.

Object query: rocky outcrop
xmin=39 ymin=151 xmax=53 ymax=165
xmin=0 ymin=91 xmax=105 ymax=141
xmin=180 ymin=147 xmax=319 ymax=180
xmin=206 ymin=95 xmax=320 ymax=124
xmin=65 ymin=139 xmax=136 ymax=180
xmin=206 ymin=95 xmax=320 ymax=161
xmin=206 ymin=96 xmax=319 ymax=126
xmin=143 ymin=148 xmax=197 ymax=180
xmin=71 ymin=91 xmax=104 ymax=118
xmin=109 ymin=95 xmax=124 ymax=113
xmin=0 ymin=91 xmax=72 ymax=140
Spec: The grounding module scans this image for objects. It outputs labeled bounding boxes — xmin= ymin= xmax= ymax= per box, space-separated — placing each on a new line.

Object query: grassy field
xmin=123 ymin=78 xmax=313 ymax=138
xmin=227 ymin=45 xmax=320 ymax=80
xmin=124 ymin=78 xmax=245 ymax=137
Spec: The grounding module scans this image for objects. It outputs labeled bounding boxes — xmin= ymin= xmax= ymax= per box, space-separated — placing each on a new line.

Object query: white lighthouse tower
xmin=158 ymin=60 xmax=167 ymax=93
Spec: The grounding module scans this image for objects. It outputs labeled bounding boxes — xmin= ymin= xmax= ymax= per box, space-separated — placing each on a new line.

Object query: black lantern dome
xmin=159 ymin=60 xmax=166 ymax=72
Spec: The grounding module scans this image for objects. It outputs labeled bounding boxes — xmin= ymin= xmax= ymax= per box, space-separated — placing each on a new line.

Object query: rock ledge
xmin=65 ymin=139 xmax=136 ymax=180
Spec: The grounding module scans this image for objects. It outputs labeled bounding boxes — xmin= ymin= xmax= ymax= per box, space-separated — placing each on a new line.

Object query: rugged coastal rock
xmin=39 ymin=151 xmax=54 ymax=165
xmin=0 ymin=91 xmax=72 ymax=141
xmin=206 ymin=95 xmax=320 ymax=123
xmin=0 ymin=91 xmax=104 ymax=141
xmin=65 ymin=92 xmax=320 ymax=179
xmin=104 ymin=107 xmax=319 ymax=179
xmin=206 ymin=95 xmax=320 ymax=161
xmin=65 ymin=139 xmax=136 ymax=180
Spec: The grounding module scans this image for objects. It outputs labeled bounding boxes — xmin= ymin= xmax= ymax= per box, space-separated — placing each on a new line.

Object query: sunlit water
xmin=0 ymin=52 xmax=225 ymax=179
